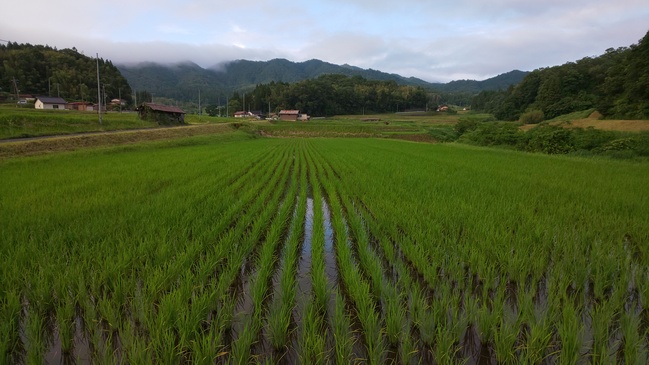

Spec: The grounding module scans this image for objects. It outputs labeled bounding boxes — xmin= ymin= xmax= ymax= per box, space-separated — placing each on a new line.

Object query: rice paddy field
xmin=1 ymin=131 xmax=648 ymax=364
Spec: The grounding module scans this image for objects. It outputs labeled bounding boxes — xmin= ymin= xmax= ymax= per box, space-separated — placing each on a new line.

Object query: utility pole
xmin=198 ymin=89 xmax=201 ymax=116
xmin=118 ymin=88 xmax=122 ymax=113
xmin=226 ymin=96 xmax=229 ymax=117
xmin=12 ymin=77 xmax=19 ymax=107
xmin=96 ymin=53 xmax=102 ymax=125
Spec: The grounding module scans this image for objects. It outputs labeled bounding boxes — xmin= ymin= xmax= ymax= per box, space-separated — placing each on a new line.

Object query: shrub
xmin=572 ymin=127 xmax=617 ymax=151
xmin=519 ymin=110 xmax=545 ymax=124
xmin=459 ymin=122 xmax=522 ymax=147
xmin=523 ymin=125 xmax=575 ymax=154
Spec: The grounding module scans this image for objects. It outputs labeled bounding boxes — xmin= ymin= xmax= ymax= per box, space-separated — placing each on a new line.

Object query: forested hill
xmin=117 ymin=58 xmax=528 ymax=103
xmin=0 ymin=42 xmax=132 ymax=105
xmin=472 ymin=29 xmax=649 ymax=120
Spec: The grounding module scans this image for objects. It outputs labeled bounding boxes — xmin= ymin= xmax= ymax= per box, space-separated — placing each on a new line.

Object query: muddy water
xmin=293 ymin=196 xmax=313 ymax=325
xmin=321 ymin=197 xmax=338 ymax=287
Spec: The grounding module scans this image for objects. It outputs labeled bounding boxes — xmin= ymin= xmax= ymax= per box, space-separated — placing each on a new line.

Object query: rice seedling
xmin=331 ymin=290 xmax=354 ymax=364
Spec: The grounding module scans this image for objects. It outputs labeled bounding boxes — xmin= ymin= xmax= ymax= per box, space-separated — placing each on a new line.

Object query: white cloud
xmin=1 ymin=0 xmax=648 ymax=82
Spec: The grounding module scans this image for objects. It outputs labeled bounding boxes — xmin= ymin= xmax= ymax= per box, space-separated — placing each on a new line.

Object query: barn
xmin=279 ymin=110 xmax=300 ymax=121
xmin=137 ymin=103 xmax=186 ymax=125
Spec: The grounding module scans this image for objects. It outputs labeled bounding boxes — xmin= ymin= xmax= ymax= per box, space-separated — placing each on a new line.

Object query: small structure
xmin=279 ymin=110 xmax=306 ymax=121
xmin=437 ymin=105 xmax=449 ymax=112
xmin=234 ymin=110 xmax=263 ymax=119
xmin=67 ymin=102 xmax=95 ymax=111
xmin=35 ymin=96 xmax=67 ymax=110
xmin=137 ymin=103 xmax=186 ymax=125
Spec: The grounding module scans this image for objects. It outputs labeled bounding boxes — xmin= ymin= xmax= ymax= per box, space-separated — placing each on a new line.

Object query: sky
xmin=2 ymin=0 xmax=648 ymax=83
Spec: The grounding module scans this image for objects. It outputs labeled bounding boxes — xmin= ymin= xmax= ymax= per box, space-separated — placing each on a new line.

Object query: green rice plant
xmin=298 ymin=302 xmax=326 ymax=365
xmin=55 ymin=297 xmax=75 ymax=355
xmin=230 ymin=315 xmax=261 ymax=365
xmin=591 ymin=299 xmax=617 ymax=363
xmin=493 ymin=311 xmax=519 ymax=364
xmin=25 ymin=311 xmax=45 ymax=365
xmin=558 ymin=300 xmax=583 ymax=365
xmin=520 ymin=314 xmax=553 ymax=364
xmin=619 ymin=310 xmax=646 ymax=364
xmin=384 ymin=284 xmax=405 ymax=347
xmin=332 ymin=290 xmax=354 ymax=364
xmin=434 ymin=325 xmax=459 ymax=365
xmin=0 ymin=290 xmax=21 ymax=362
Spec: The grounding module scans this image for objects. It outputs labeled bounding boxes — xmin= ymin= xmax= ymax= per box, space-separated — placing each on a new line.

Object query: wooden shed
xmin=279 ymin=110 xmax=300 ymax=121
xmin=137 ymin=103 xmax=186 ymax=125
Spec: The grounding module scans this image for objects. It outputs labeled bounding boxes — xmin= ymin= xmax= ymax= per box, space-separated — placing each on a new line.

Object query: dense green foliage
xmin=0 ymin=42 xmax=132 ymax=105
xmin=457 ymin=120 xmax=649 ymax=158
xmin=233 ymin=74 xmax=429 ymax=116
xmin=1 ymin=134 xmax=647 ymax=363
xmin=472 ymin=30 xmax=649 ymax=120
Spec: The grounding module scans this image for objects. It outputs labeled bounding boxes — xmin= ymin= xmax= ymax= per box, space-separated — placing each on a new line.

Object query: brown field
xmin=520 ymin=119 xmax=649 ymax=132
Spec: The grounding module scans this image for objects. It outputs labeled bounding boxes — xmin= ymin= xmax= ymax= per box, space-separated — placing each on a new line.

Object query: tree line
xmin=471 ymin=30 xmax=649 ymax=120
xmin=0 ymin=42 xmax=133 ymax=106
xmin=210 ymin=74 xmax=432 ymax=117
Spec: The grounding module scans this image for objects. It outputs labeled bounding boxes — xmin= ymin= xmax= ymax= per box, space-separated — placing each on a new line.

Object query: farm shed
xmin=279 ymin=110 xmax=303 ymax=121
xmin=67 ymin=102 xmax=95 ymax=111
xmin=137 ymin=103 xmax=186 ymax=125
xmin=35 ymin=96 xmax=67 ymax=110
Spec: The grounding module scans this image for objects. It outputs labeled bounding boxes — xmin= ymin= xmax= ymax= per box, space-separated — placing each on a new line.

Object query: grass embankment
xmin=0 ymin=105 xmax=236 ymax=140
xmin=1 ymin=135 xmax=647 ymax=363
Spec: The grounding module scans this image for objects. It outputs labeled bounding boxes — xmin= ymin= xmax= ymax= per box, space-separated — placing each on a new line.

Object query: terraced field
xmin=1 ymin=134 xmax=648 ymax=364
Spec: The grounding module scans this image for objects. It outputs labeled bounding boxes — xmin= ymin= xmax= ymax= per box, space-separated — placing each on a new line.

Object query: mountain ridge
xmin=117 ymin=58 xmax=528 ymax=102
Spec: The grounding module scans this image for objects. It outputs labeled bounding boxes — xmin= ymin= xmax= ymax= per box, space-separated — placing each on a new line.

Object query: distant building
xmin=279 ymin=110 xmax=309 ymax=121
xmin=234 ymin=110 xmax=263 ymax=119
xmin=67 ymin=102 xmax=95 ymax=111
xmin=137 ymin=103 xmax=186 ymax=125
xmin=437 ymin=105 xmax=449 ymax=112
xmin=35 ymin=96 xmax=67 ymax=110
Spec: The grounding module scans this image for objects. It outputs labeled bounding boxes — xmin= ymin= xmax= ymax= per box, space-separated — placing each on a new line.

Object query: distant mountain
xmin=437 ymin=70 xmax=530 ymax=93
xmin=117 ymin=58 xmax=528 ymax=102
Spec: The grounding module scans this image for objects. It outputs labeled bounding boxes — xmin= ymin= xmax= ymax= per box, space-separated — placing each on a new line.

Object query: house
xmin=437 ymin=105 xmax=449 ymax=112
xmin=279 ymin=110 xmax=301 ymax=121
xmin=67 ymin=102 xmax=95 ymax=111
xmin=35 ymin=96 xmax=67 ymax=110
xmin=234 ymin=110 xmax=263 ymax=119
xmin=137 ymin=103 xmax=186 ymax=125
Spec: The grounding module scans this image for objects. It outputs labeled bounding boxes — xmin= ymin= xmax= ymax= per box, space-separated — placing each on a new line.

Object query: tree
xmin=205 ymin=104 xmax=219 ymax=117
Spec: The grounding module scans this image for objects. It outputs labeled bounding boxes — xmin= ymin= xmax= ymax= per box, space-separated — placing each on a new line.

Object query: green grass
xmin=1 ymin=132 xmax=648 ymax=363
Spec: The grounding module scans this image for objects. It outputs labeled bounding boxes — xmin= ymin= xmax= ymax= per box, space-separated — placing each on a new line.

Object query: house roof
xmin=36 ymin=96 xmax=67 ymax=104
xmin=279 ymin=110 xmax=300 ymax=115
xmin=143 ymin=103 xmax=185 ymax=114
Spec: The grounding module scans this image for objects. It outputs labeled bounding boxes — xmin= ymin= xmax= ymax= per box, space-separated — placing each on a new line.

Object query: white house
xmin=35 ymin=96 xmax=67 ymax=110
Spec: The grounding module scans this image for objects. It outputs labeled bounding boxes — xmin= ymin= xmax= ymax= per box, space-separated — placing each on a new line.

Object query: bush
xmin=459 ymin=122 xmax=522 ymax=147
xmin=572 ymin=127 xmax=617 ymax=151
xmin=519 ymin=110 xmax=545 ymax=124
xmin=523 ymin=125 xmax=574 ymax=154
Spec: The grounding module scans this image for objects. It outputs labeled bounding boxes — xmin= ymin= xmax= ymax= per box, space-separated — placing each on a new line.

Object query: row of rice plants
xmin=0 ymin=137 xmax=291 ymax=363
xmin=230 ymin=143 xmax=301 ymax=363
xmin=311 ymin=138 xmax=649 ymax=363
xmin=266 ymin=146 xmax=308 ymax=354
xmin=312 ymin=147 xmax=386 ymax=364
